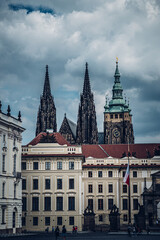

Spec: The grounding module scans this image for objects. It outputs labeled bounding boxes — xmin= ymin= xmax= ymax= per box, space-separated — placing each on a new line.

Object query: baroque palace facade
xmin=21 ymin=133 xmax=160 ymax=232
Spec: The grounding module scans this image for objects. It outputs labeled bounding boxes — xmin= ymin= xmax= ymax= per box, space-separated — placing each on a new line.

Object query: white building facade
xmin=0 ymin=105 xmax=25 ymax=234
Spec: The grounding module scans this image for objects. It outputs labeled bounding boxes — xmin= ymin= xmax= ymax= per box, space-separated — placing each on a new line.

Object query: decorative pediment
xmin=39 ymin=132 xmax=57 ymax=143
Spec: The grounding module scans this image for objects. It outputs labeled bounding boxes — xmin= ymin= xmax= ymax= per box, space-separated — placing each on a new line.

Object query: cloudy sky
xmin=0 ymin=0 xmax=160 ymax=145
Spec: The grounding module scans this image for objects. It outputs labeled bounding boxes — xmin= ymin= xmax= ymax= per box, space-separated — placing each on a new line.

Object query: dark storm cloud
xmin=9 ymin=4 xmax=56 ymax=15
xmin=0 ymin=0 xmax=160 ymax=144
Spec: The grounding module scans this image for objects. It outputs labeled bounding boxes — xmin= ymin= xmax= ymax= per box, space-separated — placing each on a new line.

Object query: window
xmin=133 ymin=171 xmax=137 ymax=178
xmin=57 ymin=217 xmax=62 ymax=225
xmin=13 ymin=137 xmax=16 ymax=147
xmin=109 ymin=184 xmax=113 ymax=193
xmin=22 ymin=179 xmax=26 ymax=190
xmin=99 ymin=215 xmax=103 ymax=222
xmin=22 ymin=217 xmax=26 ymax=226
xmin=133 ymin=199 xmax=138 ymax=210
xmin=32 ymin=197 xmax=39 ymax=211
xmin=2 ymin=182 xmax=5 ymax=198
xmin=69 ymin=162 xmax=74 ymax=170
xmin=13 ymin=154 xmax=16 ymax=173
xmin=88 ymin=184 xmax=93 ymax=193
xmin=123 ymin=214 xmax=127 ymax=222
xmin=44 ymin=197 xmax=51 ymax=211
xmin=68 ymin=197 xmax=75 ymax=211
xmin=57 ymin=179 xmax=62 ymax=189
xmin=45 ymin=162 xmax=51 ymax=170
xmin=98 ymin=184 xmax=103 ymax=193
xmin=110 ymin=114 xmax=113 ymax=119
xmin=123 ymin=171 xmax=125 ymax=177
xmin=123 ymin=199 xmax=128 ymax=210
xmin=33 ymin=179 xmax=38 ymax=190
xmin=123 ymin=185 xmax=127 ymax=193
xmin=69 ymin=179 xmax=74 ymax=189
xmin=88 ymin=171 xmax=92 ymax=177
xmin=22 ymin=197 xmax=27 ymax=211
xmin=98 ymin=171 xmax=102 ymax=177
xmin=69 ymin=216 xmax=74 ymax=225
xmin=2 ymin=208 xmax=5 ymax=224
xmin=33 ymin=162 xmax=38 ymax=170
xmin=3 ymin=134 xmax=6 ymax=143
xmin=57 ymin=161 xmax=62 ymax=170
xmin=98 ymin=199 xmax=103 ymax=210
xmin=115 ymin=114 xmax=118 ymax=119
xmin=33 ymin=217 xmax=38 ymax=226
xmin=2 ymin=155 xmax=6 ymax=172
xmin=22 ymin=162 xmax=26 ymax=170
xmin=120 ymin=114 xmax=123 ymax=118
xmin=56 ymin=197 xmax=63 ymax=211
xmin=14 ymin=183 xmax=16 ymax=198
xmin=108 ymin=199 xmax=113 ymax=210
xmin=108 ymin=171 xmax=112 ymax=177
xmin=88 ymin=199 xmax=93 ymax=210
xmin=45 ymin=217 xmax=50 ymax=226
xmin=45 ymin=179 xmax=50 ymax=190
xmin=133 ymin=185 xmax=137 ymax=193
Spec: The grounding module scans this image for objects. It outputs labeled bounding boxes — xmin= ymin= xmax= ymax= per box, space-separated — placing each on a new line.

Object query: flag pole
xmin=128 ymin=135 xmax=131 ymax=224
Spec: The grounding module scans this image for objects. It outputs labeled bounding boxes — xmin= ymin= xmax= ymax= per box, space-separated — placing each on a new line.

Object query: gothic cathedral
xmin=35 ymin=61 xmax=134 ymax=144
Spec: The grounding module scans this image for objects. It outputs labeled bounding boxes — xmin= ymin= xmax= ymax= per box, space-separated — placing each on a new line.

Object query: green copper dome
xmin=104 ymin=60 xmax=131 ymax=114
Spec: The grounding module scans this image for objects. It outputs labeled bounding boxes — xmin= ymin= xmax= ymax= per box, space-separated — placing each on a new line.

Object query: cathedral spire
xmin=76 ymin=63 xmax=98 ymax=144
xmin=36 ymin=65 xmax=57 ymax=136
xmin=114 ymin=58 xmax=121 ymax=83
xmin=43 ymin=65 xmax=51 ymax=97
xmin=83 ymin=62 xmax=91 ymax=95
xmin=112 ymin=59 xmax=123 ymax=99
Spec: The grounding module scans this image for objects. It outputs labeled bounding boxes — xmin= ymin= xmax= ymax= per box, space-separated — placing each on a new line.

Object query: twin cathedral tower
xmin=36 ymin=60 xmax=134 ymax=144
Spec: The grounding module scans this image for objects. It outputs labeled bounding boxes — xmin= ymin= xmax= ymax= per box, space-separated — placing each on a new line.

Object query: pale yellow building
xmin=22 ymin=137 xmax=160 ymax=231
xmin=82 ymin=156 xmax=160 ymax=227
xmin=22 ymin=132 xmax=84 ymax=232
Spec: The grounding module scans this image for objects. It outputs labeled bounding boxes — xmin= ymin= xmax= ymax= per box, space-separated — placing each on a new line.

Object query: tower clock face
xmin=113 ymin=129 xmax=120 ymax=138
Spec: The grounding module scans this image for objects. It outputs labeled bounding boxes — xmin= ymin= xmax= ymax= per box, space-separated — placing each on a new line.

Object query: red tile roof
xmin=25 ymin=132 xmax=71 ymax=146
xmin=82 ymin=144 xmax=160 ymax=159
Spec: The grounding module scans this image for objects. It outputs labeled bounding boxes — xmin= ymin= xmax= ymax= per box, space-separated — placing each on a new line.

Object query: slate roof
xmin=25 ymin=132 xmax=70 ymax=146
xmin=66 ymin=118 xmax=77 ymax=139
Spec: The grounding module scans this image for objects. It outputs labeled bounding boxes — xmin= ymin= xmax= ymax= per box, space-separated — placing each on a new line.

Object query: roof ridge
xmin=98 ymin=144 xmax=110 ymax=157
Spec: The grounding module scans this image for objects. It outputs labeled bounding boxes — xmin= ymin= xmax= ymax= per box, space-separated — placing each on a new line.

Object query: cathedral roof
xmin=25 ymin=132 xmax=70 ymax=146
xmin=82 ymin=143 xmax=160 ymax=159
xmin=66 ymin=117 xmax=77 ymax=139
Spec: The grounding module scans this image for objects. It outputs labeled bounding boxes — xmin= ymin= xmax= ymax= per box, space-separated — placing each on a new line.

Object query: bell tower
xmin=104 ymin=59 xmax=134 ymax=144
